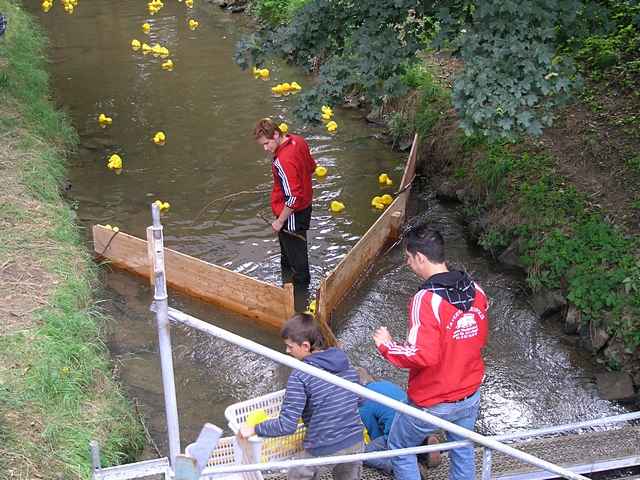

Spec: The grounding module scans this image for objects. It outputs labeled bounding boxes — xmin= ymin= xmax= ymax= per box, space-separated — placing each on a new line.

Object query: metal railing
xmin=91 ymin=204 xmax=640 ymax=480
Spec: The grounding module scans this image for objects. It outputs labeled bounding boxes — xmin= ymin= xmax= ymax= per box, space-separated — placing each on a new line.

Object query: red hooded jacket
xmin=271 ymin=134 xmax=316 ymax=219
xmin=378 ymin=273 xmax=489 ymax=407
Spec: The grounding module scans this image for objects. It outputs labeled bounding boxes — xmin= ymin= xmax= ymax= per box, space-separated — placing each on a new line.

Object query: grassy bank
xmin=0 ymin=1 xmax=143 ymax=478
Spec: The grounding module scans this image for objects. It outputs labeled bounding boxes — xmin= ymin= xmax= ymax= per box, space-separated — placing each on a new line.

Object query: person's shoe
xmin=426 ymin=435 xmax=442 ymax=468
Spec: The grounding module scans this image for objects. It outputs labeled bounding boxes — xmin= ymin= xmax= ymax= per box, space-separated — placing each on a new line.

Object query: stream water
xmin=30 ymin=0 xmax=626 ymax=458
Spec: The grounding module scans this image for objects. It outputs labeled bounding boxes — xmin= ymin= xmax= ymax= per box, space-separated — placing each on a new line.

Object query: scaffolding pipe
xmin=166 ymin=307 xmax=590 ymax=480
xmin=151 ymin=204 xmax=181 ymax=467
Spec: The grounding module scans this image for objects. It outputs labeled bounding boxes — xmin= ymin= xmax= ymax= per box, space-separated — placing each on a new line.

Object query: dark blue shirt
xmin=359 ymin=380 xmax=407 ymax=439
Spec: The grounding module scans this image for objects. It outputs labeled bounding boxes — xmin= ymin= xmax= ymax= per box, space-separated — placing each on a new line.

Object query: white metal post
xmin=151 ymin=203 xmax=181 ymax=467
xmin=482 ymin=448 xmax=493 ymax=480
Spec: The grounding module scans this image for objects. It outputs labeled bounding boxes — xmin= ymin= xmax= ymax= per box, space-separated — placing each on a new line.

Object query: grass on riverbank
xmin=0 ymin=1 xmax=143 ymax=477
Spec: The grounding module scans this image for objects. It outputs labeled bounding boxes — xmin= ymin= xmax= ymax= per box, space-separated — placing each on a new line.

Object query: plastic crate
xmin=185 ymin=435 xmax=263 ymax=480
xmin=225 ymin=389 xmax=306 ymax=463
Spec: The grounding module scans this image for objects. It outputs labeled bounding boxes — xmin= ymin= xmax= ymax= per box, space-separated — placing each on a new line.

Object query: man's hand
xmin=272 ymin=218 xmax=284 ymax=233
xmin=238 ymin=424 xmax=256 ymax=439
xmin=373 ymin=326 xmax=392 ymax=347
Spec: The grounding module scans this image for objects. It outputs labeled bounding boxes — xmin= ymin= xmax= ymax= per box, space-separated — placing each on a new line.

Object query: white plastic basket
xmin=225 ymin=389 xmax=307 ymax=463
xmin=185 ymin=435 xmax=263 ymax=480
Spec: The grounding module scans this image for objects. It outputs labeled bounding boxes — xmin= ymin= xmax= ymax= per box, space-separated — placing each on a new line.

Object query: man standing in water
xmin=254 ymin=118 xmax=316 ymax=310
xmin=373 ymin=224 xmax=489 ymax=480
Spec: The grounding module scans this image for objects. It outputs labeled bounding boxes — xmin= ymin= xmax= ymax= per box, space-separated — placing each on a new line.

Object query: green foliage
xmin=467 ymin=139 xmax=640 ymax=347
xmin=236 ymin=0 xmax=640 ymax=138
xmin=414 ymin=69 xmax=450 ymax=137
xmin=252 ymin=0 xmax=310 ymax=26
xmin=570 ymin=1 xmax=640 ymax=89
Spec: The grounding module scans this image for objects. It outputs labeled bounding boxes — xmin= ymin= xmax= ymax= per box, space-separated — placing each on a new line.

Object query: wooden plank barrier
xmin=316 ymin=134 xmax=419 ymax=328
xmin=93 ymin=225 xmax=295 ymax=329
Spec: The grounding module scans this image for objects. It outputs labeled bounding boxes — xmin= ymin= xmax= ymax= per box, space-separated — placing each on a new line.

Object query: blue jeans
xmin=387 ymin=390 xmax=480 ymax=480
xmin=364 ymin=435 xmax=393 ymax=474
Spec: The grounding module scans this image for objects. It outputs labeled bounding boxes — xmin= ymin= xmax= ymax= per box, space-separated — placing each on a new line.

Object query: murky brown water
xmin=31 ymin=0 xmax=626 ymax=460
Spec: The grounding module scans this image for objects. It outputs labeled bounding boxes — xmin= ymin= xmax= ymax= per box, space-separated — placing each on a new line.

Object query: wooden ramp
xmin=93 ymin=225 xmax=295 ymax=330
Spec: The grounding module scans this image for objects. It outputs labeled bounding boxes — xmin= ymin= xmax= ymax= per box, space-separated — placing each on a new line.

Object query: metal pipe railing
xmin=166 ymin=307 xmax=592 ymax=480
xmin=151 ymin=203 xmax=181 ymax=467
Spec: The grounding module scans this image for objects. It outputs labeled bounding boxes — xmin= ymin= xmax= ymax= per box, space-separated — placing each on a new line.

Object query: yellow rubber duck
xmin=378 ymin=173 xmax=393 ymax=185
xmin=381 ymin=194 xmax=393 ymax=205
xmin=107 ymin=154 xmax=123 ymax=170
xmin=290 ymin=81 xmax=302 ymax=91
xmin=154 ymin=200 xmax=171 ymax=212
xmin=330 ymin=200 xmax=345 ymax=213
xmin=279 ymin=123 xmax=288 ymax=134
xmin=321 ymin=111 xmax=332 ymax=122
xmin=153 ymin=131 xmax=166 ymax=145
xmin=185 ymin=0 xmax=193 ymax=7
xmin=306 ymin=299 xmax=317 ymax=315
xmin=142 ymin=43 xmax=152 ymax=54
xmin=42 ymin=1 xmax=53 ymax=12
xmin=142 ymin=23 xmax=151 ymax=34
xmin=151 ymin=43 xmax=163 ymax=57
xmin=314 ymin=166 xmax=327 ymax=177
xmin=326 ymin=121 xmax=338 ymax=133
xmin=258 ymin=68 xmax=270 ymax=79
xmin=371 ymin=196 xmax=383 ymax=207
xmin=245 ymin=409 xmax=269 ymax=427
xmin=161 ymin=59 xmax=174 ymax=71
xmin=188 ymin=19 xmax=199 ymax=30
xmin=98 ymin=113 xmax=113 ymax=127
xmin=271 ymin=84 xmax=284 ymax=95
xmin=159 ymin=47 xmax=170 ymax=58
xmin=131 ymin=39 xmax=141 ymax=51
xmin=321 ymin=105 xmax=333 ymax=116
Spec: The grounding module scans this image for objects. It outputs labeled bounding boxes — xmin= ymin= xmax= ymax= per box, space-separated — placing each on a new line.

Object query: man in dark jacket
xmin=374 ymin=225 xmax=489 ymax=480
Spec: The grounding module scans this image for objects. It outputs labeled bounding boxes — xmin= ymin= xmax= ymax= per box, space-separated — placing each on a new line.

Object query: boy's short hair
xmin=254 ymin=118 xmax=282 ymax=140
xmin=281 ymin=313 xmax=325 ymax=351
xmin=405 ymin=224 xmax=445 ymax=263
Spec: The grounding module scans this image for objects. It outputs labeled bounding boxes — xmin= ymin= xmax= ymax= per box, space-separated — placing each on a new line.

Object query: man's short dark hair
xmin=281 ymin=313 xmax=325 ymax=351
xmin=405 ymin=224 xmax=445 ymax=263
xmin=254 ymin=117 xmax=282 ymax=140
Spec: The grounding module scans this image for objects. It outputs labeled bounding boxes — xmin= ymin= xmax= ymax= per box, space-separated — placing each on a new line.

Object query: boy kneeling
xmin=239 ymin=314 xmax=363 ymax=480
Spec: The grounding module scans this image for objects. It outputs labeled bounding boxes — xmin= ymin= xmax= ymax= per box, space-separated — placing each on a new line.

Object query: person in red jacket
xmin=254 ymin=119 xmax=316 ymax=310
xmin=373 ymin=224 xmax=488 ymax=480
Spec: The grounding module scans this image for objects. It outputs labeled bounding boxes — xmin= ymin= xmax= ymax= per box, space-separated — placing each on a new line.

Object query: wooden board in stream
xmin=92 ymin=224 xmax=295 ymax=330
xmin=316 ymin=134 xmax=418 ymax=330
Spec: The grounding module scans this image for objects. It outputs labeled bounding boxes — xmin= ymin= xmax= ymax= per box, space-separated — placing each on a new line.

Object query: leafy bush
xmin=251 ymin=0 xmax=309 ymax=26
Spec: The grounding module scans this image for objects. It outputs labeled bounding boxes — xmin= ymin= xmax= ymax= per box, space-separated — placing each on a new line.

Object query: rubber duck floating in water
xmin=185 ymin=0 xmax=194 ymax=8
xmin=371 ymin=196 xmax=385 ymax=210
xmin=42 ymin=1 xmax=53 ymax=12
xmin=252 ymin=67 xmax=270 ymax=80
xmin=188 ymin=19 xmax=199 ymax=30
xmin=314 ymin=166 xmax=327 ymax=177
xmin=153 ymin=131 xmax=166 ymax=145
xmin=278 ymin=123 xmax=288 ymax=134
xmin=142 ymin=43 xmax=152 ymax=55
xmin=154 ymin=200 xmax=171 ymax=212
xmin=378 ymin=173 xmax=393 ymax=186
xmin=62 ymin=0 xmax=77 ymax=14
xmin=142 ymin=23 xmax=151 ymax=34
xmin=326 ymin=120 xmax=338 ymax=133
xmin=161 ymin=59 xmax=174 ymax=71
xmin=381 ymin=194 xmax=393 ymax=205
xmin=148 ymin=0 xmax=163 ymax=15
xmin=107 ymin=154 xmax=123 ymax=171
xmin=320 ymin=105 xmax=333 ymax=122
xmin=330 ymin=200 xmax=345 ymax=213
xmin=131 ymin=39 xmax=141 ymax=51
xmin=98 ymin=113 xmax=113 ymax=127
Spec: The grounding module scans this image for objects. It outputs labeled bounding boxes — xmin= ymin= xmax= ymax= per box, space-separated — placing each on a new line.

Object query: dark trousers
xmin=278 ymin=230 xmax=310 ymax=311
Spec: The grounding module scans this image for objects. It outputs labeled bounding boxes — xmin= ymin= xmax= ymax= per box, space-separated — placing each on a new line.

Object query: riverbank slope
xmin=0 ymin=1 xmax=143 ymax=478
